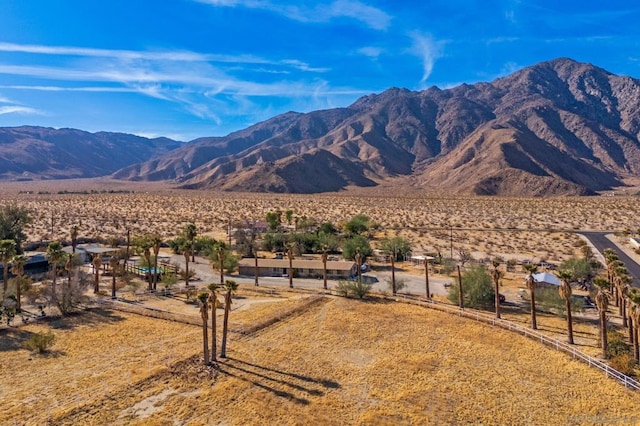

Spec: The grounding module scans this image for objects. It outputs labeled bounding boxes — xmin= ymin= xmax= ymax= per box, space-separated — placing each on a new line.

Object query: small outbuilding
xmin=532 ymin=272 xmax=562 ymax=287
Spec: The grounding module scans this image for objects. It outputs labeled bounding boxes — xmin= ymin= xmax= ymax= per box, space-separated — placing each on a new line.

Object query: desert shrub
xmin=606 ymin=331 xmax=631 ymax=358
xmin=530 ymin=287 xmax=585 ymax=315
xmin=349 ymin=280 xmax=372 ymax=299
xmin=335 ymin=280 xmax=372 ymax=299
xmin=385 ymin=278 xmax=406 ymax=293
xmin=609 ymin=352 xmax=636 ymax=376
xmin=335 ymin=281 xmax=350 ymax=297
xmin=342 ymin=235 xmax=372 ymax=260
xmin=447 ymin=265 xmax=494 ymax=309
xmin=23 ymin=331 xmax=55 ymax=354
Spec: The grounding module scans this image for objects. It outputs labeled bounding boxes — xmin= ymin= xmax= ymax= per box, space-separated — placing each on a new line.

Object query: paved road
xmin=172 ymin=254 xmax=453 ymax=297
xmin=580 ymin=232 xmax=640 ymax=287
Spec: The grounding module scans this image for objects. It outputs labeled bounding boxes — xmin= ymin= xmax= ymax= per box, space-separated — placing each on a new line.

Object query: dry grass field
xmin=2 ymin=179 xmax=640 ymax=263
xmin=3 ymin=296 xmax=640 ymax=425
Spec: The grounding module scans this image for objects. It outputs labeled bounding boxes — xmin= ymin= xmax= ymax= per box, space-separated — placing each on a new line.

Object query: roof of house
xmin=238 ymin=258 xmax=356 ymax=271
xmin=532 ymin=272 xmax=561 ymax=286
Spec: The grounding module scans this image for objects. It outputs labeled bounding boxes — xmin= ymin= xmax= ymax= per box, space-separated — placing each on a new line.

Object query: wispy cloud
xmin=357 ymin=46 xmax=385 ymax=59
xmin=0 ymin=105 xmax=40 ymax=115
xmin=196 ymin=0 xmax=392 ymax=30
xmin=408 ymin=32 xmax=444 ymax=86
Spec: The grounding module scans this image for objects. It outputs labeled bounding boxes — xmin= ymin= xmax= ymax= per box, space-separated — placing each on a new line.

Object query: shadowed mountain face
xmin=0 ymin=126 xmax=182 ymax=180
xmin=6 ymin=58 xmax=640 ymax=195
xmin=113 ymin=58 xmax=640 ymax=195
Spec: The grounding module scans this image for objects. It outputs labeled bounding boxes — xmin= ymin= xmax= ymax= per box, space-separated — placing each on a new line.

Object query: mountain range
xmin=4 ymin=58 xmax=640 ymax=196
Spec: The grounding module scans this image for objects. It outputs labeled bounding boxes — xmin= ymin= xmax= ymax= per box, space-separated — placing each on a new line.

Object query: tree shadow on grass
xmin=45 ymin=307 xmax=126 ymax=330
xmin=218 ymin=356 xmax=340 ymax=404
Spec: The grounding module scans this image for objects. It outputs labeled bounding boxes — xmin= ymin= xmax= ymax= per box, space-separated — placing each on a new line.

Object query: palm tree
xmin=134 ymin=236 xmax=154 ymax=290
xmin=109 ymin=255 xmax=119 ymax=299
xmin=151 ymin=234 xmax=162 ymax=291
xmin=218 ymin=246 xmax=226 ymax=286
xmin=556 ymin=270 xmax=575 ymax=344
xmin=286 ymin=244 xmax=294 ymax=288
xmin=321 ymin=246 xmax=328 ymax=290
xmin=208 ymin=282 xmax=221 ymax=363
xmin=92 ymin=254 xmax=102 ymax=293
xmin=523 ymin=264 xmax=539 ymax=329
xmin=184 ymin=223 xmax=197 ymax=263
xmin=220 ymin=279 xmax=239 ymax=358
xmin=355 ymin=249 xmax=362 ymax=283
xmin=424 ymin=257 xmax=431 ymax=301
xmin=490 ymin=259 xmax=503 ymax=319
xmin=46 ymin=241 xmax=65 ymax=303
xmin=614 ymin=265 xmax=629 ymax=321
xmin=197 ymin=291 xmax=210 ymax=365
xmin=592 ymin=277 xmax=611 ymax=358
xmin=628 ymin=288 xmax=640 ymax=363
xmin=10 ymin=254 xmax=27 ymax=312
xmin=0 ymin=239 xmax=17 ymax=296
xmin=70 ymin=225 xmax=79 ymax=254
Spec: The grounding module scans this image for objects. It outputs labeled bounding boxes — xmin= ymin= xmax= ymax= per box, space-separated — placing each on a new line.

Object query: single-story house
xmin=63 ymin=245 xmax=120 ymax=263
xmin=238 ymin=258 xmax=357 ymax=279
xmin=532 ymin=272 xmax=562 ymax=287
xmin=409 ymin=255 xmax=435 ymax=267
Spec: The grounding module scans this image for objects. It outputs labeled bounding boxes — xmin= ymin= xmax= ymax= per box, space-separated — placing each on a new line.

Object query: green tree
xmin=220 ymin=280 xmax=239 ymax=358
xmin=150 ymin=234 xmax=163 ymax=290
xmin=0 ymin=239 xmax=17 ymax=297
xmin=559 ymin=257 xmax=592 ymax=286
xmin=447 ymin=265 xmax=494 ymax=310
xmin=133 ymin=236 xmax=154 ymax=290
xmin=342 ymin=235 xmax=372 ymax=261
xmin=0 ymin=204 xmax=31 ymax=252
xmin=265 ymin=211 xmax=281 ymax=231
xmin=210 ymin=244 xmax=239 ymax=281
xmin=344 ymin=214 xmax=370 ymax=236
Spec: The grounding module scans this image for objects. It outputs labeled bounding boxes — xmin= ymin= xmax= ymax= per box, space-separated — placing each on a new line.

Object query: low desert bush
xmin=23 ymin=331 xmax=56 ymax=354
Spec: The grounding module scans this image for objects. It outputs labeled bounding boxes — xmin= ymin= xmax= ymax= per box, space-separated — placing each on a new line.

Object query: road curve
xmin=580 ymin=232 xmax=640 ymax=287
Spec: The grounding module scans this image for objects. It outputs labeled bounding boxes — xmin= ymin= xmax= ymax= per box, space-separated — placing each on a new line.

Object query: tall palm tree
xmin=208 ymin=282 xmax=221 ymax=363
xmin=184 ymin=223 xmax=197 ymax=263
xmin=218 ymin=246 xmax=226 ymax=286
xmin=197 ymin=291 xmax=210 ymax=365
xmin=70 ymin=225 xmax=79 ymax=254
xmin=556 ymin=270 xmax=575 ymax=344
xmin=11 ymin=254 xmax=27 ymax=312
xmin=592 ymin=277 xmax=611 ymax=358
xmin=424 ymin=257 xmax=431 ymax=301
xmin=46 ymin=241 xmax=65 ymax=303
xmin=490 ymin=259 xmax=503 ymax=319
xmin=321 ymin=246 xmax=328 ymax=290
xmin=614 ymin=265 xmax=629 ymax=321
xmin=523 ymin=264 xmax=539 ymax=330
xmin=134 ymin=236 xmax=154 ymax=290
xmin=628 ymin=288 xmax=640 ymax=363
xmin=0 ymin=239 xmax=17 ymax=296
xmin=151 ymin=234 xmax=162 ymax=291
xmin=109 ymin=255 xmax=119 ymax=299
xmin=286 ymin=244 xmax=294 ymax=288
xmin=220 ymin=279 xmax=239 ymax=358
xmin=92 ymin=254 xmax=102 ymax=293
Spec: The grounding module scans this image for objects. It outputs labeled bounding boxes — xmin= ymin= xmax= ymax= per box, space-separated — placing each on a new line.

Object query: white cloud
xmin=196 ymin=0 xmax=392 ymax=30
xmin=408 ymin=32 xmax=444 ymax=86
xmin=357 ymin=46 xmax=384 ymax=59
xmin=0 ymin=105 xmax=40 ymax=115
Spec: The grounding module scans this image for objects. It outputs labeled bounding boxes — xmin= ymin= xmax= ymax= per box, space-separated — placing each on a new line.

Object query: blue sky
xmin=0 ymin=0 xmax=639 ymax=141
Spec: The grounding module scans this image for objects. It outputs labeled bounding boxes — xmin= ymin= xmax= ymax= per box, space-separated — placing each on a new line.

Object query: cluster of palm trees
xmin=198 ymin=280 xmax=239 ymax=365
xmin=0 ymin=239 xmax=28 ymax=323
xmin=603 ymin=249 xmax=640 ymax=362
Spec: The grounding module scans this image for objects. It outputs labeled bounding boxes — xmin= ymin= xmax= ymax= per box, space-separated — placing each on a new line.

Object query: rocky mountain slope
xmin=0 ymin=126 xmax=182 ymax=180
xmin=114 ymin=58 xmax=640 ymax=196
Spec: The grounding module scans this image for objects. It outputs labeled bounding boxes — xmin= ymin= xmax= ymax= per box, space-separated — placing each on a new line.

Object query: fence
xmin=394 ymin=293 xmax=640 ymax=391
